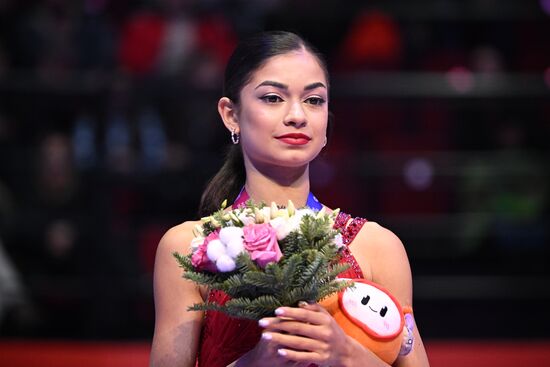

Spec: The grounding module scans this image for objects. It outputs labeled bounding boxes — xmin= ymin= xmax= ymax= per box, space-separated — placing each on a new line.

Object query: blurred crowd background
xmin=0 ymin=0 xmax=548 ymax=343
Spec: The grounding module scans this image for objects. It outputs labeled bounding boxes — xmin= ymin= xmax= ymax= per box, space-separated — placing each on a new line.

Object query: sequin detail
xmin=334 ymin=212 xmax=367 ymax=279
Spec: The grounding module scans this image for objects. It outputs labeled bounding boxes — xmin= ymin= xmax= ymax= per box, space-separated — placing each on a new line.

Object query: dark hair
xmin=198 ymin=31 xmax=330 ymax=217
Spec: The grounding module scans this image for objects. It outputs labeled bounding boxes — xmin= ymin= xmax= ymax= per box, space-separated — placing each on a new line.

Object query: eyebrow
xmin=254 ymin=80 xmax=327 ymax=91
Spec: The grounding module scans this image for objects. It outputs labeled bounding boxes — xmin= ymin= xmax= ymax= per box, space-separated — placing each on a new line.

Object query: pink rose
xmin=191 ymin=231 xmax=218 ymax=272
xmin=243 ymin=223 xmax=282 ymax=268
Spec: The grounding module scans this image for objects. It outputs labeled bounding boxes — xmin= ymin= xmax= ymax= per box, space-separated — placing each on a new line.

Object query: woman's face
xmin=235 ymin=49 xmax=329 ymax=171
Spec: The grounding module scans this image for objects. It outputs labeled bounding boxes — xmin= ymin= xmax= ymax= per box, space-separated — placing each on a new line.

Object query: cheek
xmin=312 ymin=107 xmax=329 ymax=130
xmin=240 ymin=107 xmax=277 ymax=134
xmin=314 ymin=116 xmax=329 ymax=140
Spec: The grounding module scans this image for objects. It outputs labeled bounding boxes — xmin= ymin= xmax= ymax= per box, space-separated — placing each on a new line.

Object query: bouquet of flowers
xmin=173 ymin=200 xmax=353 ymax=320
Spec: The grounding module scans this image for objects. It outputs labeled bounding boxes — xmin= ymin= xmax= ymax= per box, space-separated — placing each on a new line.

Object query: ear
xmin=218 ymin=97 xmax=239 ymax=134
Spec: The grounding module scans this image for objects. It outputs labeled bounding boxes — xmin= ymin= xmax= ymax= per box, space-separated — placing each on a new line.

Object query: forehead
xmin=247 ymin=49 xmax=327 ymax=86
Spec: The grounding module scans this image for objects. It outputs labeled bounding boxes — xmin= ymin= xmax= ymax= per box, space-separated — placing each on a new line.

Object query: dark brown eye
xmin=261 ymin=95 xmax=283 ymax=103
xmin=380 ymin=306 xmax=388 ymax=317
xmin=361 ymin=295 xmax=370 ymax=305
xmin=305 ymin=97 xmax=325 ymax=105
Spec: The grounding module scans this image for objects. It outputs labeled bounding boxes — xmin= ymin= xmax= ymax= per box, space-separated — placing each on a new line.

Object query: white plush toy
xmin=320 ymin=279 xmax=414 ymax=364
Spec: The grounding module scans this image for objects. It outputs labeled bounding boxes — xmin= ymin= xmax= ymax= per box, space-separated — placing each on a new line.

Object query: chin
xmin=248 ymin=147 xmax=323 ymax=170
xmin=272 ymin=155 xmax=319 ymax=169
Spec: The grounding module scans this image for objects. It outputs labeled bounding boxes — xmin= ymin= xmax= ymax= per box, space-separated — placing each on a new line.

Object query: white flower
xmin=237 ymin=211 xmax=255 ymax=226
xmin=288 ymin=208 xmax=315 ymax=230
xmin=194 ymin=224 xmax=205 ymax=237
xmin=267 ymin=208 xmax=317 ymax=240
xmin=287 ymin=200 xmax=296 ymax=216
xmin=253 ymin=207 xmax=265 ymax=223
xmin=269 ymin=217 xmax=293 ymax=240
xmin=316 ymin=206 xmax=327 ymax=218
xmin=191 ymin=236 xmax=205 ymax=251
xmin=216 ymin=254 xmax=236 ymax=272
xmin=260 ymin=206 xmax=272 ymax=222
xmin=229 ymin=212 xmax=241 ymax=224
xmin=295 ymin=208 xmax=315 ymax=218
xmin=206 ymin=239 xmax=226 ymax=262
xmin=334 ymin=233 xmax=344 ymax=248
xmin=226 ymin=239 xmax=245 ymax=258
xmin=270 ymin=202 xmax=279 ymax=218
xmin=219 ymin=226 xmax=244 ymax=245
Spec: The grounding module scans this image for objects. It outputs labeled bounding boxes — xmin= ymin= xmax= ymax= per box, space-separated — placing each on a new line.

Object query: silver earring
xmin=231 ymin=129 xmax=240 ymax=144
xmin=323 ymin=136 xmax=327 ymax=147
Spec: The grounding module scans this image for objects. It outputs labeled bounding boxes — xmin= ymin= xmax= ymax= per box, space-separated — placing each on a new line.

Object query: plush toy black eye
xmin=380 ymin=306 xmax=388 ymax=317
xmin=361 ymin=295 xmax=370 ymax=305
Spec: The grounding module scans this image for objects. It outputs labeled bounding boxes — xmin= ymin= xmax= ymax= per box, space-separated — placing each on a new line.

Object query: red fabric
xmin=196 ymin=14 xmax=237 ymax=66
xmin=118 ymin=12 xmax=166 ymax=75
xmin=196 ymin=213 xmax=367 ymax=367
xmin=337 ymin=11 xmax=402 ymax=70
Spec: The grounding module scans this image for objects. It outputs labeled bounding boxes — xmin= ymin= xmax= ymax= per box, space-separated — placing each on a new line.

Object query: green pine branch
xmin=297 ymin=253 xmax=325 ymax=287
xmin=236 ymin=252 xmax=260 ymax=272
xmin=173 ymin=251 xmax=193 ymax=270
xmin=243 ymin=271 xmax=279 ymax=291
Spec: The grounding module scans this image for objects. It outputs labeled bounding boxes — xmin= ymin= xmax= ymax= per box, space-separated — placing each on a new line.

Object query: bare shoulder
xmin=349 ymin=221 xmax=413 ymax=307
xmin=153 ymin=221 xmax=204 ymax=302
xmin=153 ymin=219 xmax=203 ymax=304
xmin=357 ymin=221 xmax=408 ymax=257
xmin=150 ymin=220 xmax=204 ymax=367
xmin=157 ymin=220 xmax=201 ymax=256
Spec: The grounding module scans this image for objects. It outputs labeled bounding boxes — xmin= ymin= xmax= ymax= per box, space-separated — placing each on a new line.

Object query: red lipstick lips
xmin=276 ymin=133 xmax=311 ymax=145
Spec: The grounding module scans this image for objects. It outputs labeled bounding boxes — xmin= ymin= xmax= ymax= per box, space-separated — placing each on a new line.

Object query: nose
xmin=283 ymin=101 xmax=307 ymax=128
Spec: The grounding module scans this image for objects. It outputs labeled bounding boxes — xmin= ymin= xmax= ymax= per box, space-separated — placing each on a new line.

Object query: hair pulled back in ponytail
xmin=198 ymin=31 xmax=330 ymax=217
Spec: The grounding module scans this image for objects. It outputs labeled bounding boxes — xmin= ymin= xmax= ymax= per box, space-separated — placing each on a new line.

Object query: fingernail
xmin=277 ymin=348 xmax=287 ymax=356
xmin=258 ymin=319 xmax=269 ymax=327
xmin=262 ymin=332 xmax=272 ymax=340
xmin=275 ymin=308 xmax=284 ymax=316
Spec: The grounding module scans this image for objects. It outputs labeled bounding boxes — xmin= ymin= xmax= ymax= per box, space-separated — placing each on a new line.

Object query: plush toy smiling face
xmin=340 ymin=280 xmax=404 ymax=339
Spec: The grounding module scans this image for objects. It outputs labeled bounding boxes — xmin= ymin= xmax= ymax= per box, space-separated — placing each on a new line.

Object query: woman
xmin=150 ymin=31 xmax=430 ymax=367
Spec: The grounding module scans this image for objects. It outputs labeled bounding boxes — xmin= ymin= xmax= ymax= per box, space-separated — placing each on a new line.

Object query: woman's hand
xmin=233 ymin=335 xmax=309 ymax=367
xmin=256 ymin=302 xmax=362 ymax=367
xmin=234 ymin=302 xmax=389 ymax=367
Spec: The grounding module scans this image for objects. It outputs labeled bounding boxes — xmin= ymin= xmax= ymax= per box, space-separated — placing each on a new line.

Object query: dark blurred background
xmin=0 ymin=0 xmax=548 ymax=345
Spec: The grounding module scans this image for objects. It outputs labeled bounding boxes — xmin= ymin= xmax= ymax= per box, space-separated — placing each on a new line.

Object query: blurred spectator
xmin=335 ymin=10 xmax=403 ymax=71
xmin=11 ymin=132 xmax=100 ymax=336
xmin=75 ymin=3 xmax=116 ymax=72
xmin=72 ymin=113 xmax=98 ymax=171
xmin=118 ymin=8 xmax=167 ymax=75
xmin=0 ymin=238 xmax=32 ymax=332
xmin=154 ymin=0 xmax=199 ymax=77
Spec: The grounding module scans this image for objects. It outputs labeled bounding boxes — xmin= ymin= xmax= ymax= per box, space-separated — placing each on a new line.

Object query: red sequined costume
xmin=196 ymin=212 xmax=367 ymax=367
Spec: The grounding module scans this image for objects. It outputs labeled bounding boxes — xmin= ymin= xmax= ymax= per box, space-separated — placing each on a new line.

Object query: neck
xmin=243 ymin=158 xmax=311 ymax=208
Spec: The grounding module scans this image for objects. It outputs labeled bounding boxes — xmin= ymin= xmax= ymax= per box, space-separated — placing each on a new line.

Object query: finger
xmin=262 ymin=330 xmax=326 ymax=355
xmin=254 ymin=335 xmax=300 ymax=366
xmin=263 ymin=318 xmax=335 ymax=342
xmin=277 ymin=347 xmax=325 ymax=365
xmin=258 ymin=317 xmax=280 ymax=328
xmin=297 ymin=301 xmax=328 ymax=314
xmin=259 ymin=314 xmax=313 ymax=330
xmin=272 ymin=306 xmax=330 ymax=325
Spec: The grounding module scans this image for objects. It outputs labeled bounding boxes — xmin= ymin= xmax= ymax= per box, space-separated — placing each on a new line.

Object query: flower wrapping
xmin=174 ymin=200 xmax=353 ymax=320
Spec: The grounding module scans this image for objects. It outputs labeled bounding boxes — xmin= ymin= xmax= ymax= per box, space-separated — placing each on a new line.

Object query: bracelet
xmin=398 ymin=313 xmax=415 ymax=356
